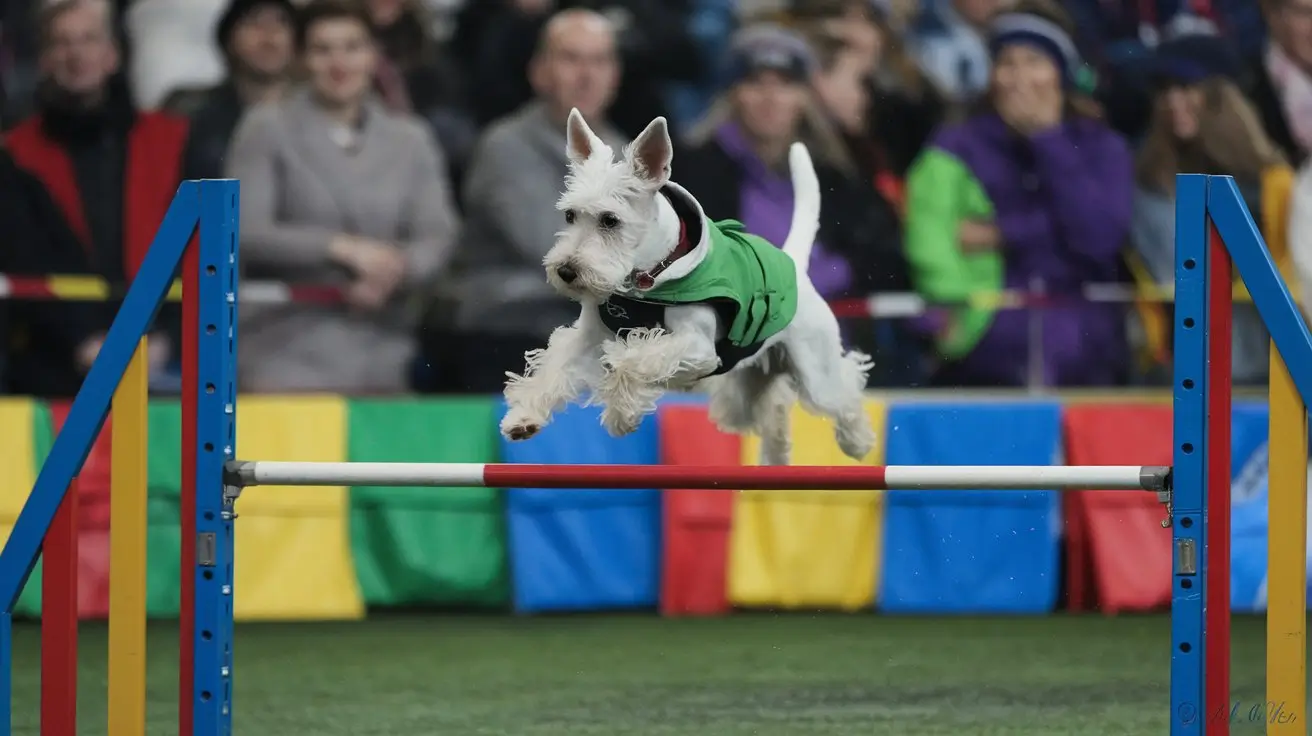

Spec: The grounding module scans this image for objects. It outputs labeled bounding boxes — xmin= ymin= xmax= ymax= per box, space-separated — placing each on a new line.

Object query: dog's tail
xmin=780 ymin=142 xmax=820 ymax=267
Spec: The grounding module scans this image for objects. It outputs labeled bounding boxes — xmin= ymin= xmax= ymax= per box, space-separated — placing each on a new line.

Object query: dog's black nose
xmin=556 ymin=265 xmax=578 ymax=283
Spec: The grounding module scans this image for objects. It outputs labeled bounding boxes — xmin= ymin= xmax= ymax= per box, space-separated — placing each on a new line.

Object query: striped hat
xmin=987 ymin=11 xmax=1081 ymax=87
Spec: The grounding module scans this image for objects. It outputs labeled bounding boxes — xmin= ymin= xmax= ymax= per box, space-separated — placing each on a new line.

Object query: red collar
xmin=631 ymin=216 xmax=694 ymax=290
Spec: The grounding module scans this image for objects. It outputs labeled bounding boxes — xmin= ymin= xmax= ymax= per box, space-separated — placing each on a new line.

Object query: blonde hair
xmin=1135 ymin=78 xmax=1287 ymax=193
xmin=685 ymin=88 xmax=857 ymax=176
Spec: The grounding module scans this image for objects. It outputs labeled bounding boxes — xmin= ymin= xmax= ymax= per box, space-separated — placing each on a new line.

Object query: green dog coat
xmin=597 ymin=217 xmax=799 ymax=376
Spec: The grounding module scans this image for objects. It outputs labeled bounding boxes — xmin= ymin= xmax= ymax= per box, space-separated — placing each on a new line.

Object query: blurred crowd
xmin=0 ymin=0 xmax=1310 ymax=396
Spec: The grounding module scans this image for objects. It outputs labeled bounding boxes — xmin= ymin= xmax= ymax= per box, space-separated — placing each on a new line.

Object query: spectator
xmin=1133 ymin=24 xmax=1294 ymax=385
xmin=1247 ymin=0 xmax=1312 ymax=167
xmin=663 ymin=0 xmax=738 ymax=131
xmin=226 ymin=0 xmax=459 ymax=393
xmin=915 ymin=0 xmax=1003 ymax=105
xmin=1288 ymin=158 xmax=1312 ymax=324
xmin=365 ymin=0 xmax=477 ymax=198
xmin=5 ymin=0 xmax=185 ymax=380
xmin=123 ymin=0 xmax=226 ymax=111
xmin=177 ymin=0 xmax=295 ymax=182
xmin=903 ymin=0 xmax=1133 ymax=387
xmin=677 ymin=25 xmax=917 ymax=385
xmin=452 ymin=0 xmax=703 ymax=140
xmin=0 ymin=145 xmax=109 ymax=397
xmin=792 ymin=0 xmax=948 ymax=180
xmin=435 ymin=8 xmax=624 ymax=393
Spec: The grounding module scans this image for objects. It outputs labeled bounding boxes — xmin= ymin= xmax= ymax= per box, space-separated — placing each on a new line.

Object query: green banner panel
xmin=13 ymin=402 xmax=52 ymax=617
xmin=145 ymin=399 xmax=182 ymax=616
xmin=347 ymin=398 xmax=508 ymax=608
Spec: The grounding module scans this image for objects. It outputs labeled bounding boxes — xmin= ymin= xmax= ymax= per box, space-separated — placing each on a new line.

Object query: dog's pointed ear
xmin=565 ymin=108 xmax=600 ymax=165
xmin=629 ymin=116 xmax=672 ymax=187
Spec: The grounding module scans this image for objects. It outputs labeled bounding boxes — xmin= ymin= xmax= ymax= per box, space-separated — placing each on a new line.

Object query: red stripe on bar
xmin=41 ymin=480 xmax=78 ymax=736
xmin=1204 ymin=221 xmax=1232 ymax=736
xmin=7 ymin=277 xmax=57 ymax=299
xmin=481 ymin=463 xmax=889 ymax=490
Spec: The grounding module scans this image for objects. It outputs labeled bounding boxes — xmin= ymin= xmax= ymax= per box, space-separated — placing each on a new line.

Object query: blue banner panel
xmin=500 ymin=403 xmax=661 ymax=613
xmin=1228 ymin=402 xmax=1303 ymax=612
xmin=879 ymin=402 xmax=1063 ymax=613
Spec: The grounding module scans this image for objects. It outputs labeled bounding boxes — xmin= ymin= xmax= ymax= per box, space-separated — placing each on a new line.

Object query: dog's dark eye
xmin=599 ymin=212 xmax=620 ymax=229
xmin=564 ymin=209 xmax=576 ymax=224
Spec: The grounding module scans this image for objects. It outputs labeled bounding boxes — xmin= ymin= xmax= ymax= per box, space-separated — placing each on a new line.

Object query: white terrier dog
xmin=499 ymin=108 xmax=876 ymax=465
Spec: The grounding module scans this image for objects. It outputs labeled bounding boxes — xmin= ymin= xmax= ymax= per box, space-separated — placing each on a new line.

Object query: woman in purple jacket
xmin=902 ymin=0 xmax=1135 ymax=387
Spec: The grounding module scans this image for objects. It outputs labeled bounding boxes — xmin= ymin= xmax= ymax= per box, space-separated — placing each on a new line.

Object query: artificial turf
xmin=6 ymin=612 xmax=1291 ymax=735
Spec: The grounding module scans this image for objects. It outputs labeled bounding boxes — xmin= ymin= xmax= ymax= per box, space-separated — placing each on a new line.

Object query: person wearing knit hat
xmin=1149 ymin=15 xmax=1241 ymax=88
xmin=215 ymin=0 xmax=297 ymax=57
xmin=177 ymin=0 xmax=294 ymax=180
xmin=677 ymin=23 xmax=914 ymax=381
xmin=1130 ymin=15 xmax=1293 ymax=384
xmin=900 ymin=0 xmax=1135 ymax=388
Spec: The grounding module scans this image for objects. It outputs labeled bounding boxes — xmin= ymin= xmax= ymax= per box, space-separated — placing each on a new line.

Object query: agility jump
xmin=0 ymin=173 xmax=1305 ymax=736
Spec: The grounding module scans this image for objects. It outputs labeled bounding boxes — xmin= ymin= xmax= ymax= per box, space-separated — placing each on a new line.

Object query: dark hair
xmin=295 ymin=0 xmax=372 ymax=50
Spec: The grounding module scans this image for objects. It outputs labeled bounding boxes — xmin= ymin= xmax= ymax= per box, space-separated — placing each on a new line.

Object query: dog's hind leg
xmin=706 ymin=365 xmax=771 ymax=434
xmin=784 ymin=325 xmax=876 ymax=462
xmin=707 ymin=363 xmax=793 ymax=465
xmin=754 ymin=376 xmax=794 ymax=466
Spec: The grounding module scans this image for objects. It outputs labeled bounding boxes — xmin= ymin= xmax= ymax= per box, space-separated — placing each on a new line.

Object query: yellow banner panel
xmin=234 ymin=396 xmax=364 ymax=621
xmin=0 ymin=399 xmax=37 ymax=545
xmin=728 ymin=399 xmax=887 ymax=610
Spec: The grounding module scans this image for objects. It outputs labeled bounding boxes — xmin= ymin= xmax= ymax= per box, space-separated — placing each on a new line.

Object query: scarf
xmin=1266 ymin=42 xmax=1312 ymax=154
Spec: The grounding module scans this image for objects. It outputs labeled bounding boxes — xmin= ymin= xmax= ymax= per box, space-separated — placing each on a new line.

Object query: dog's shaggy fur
xmin=500 ymin=108 xmax=876 ymax=464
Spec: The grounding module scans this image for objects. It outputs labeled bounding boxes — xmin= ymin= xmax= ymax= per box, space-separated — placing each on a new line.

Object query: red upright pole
xmin=180 ymin=238 xmax=198 ymax=736
xmin=40 ymin=480 xmax=78 ymax=736
xmin=1205 ymin=220 xmax=1232 ymax=736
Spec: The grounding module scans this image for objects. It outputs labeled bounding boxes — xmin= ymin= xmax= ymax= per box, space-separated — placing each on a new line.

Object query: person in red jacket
xmin=5 ymin=0 xmax=187 ymax=377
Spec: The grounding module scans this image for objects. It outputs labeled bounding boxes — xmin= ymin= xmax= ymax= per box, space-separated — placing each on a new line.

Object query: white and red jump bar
xmin=226 ymin=462 xmax=1170 ymax=492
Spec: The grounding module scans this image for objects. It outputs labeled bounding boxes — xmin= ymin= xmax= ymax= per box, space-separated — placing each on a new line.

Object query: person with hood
xmin=1132 ymin=17 xmax=1296 ymax=385
xmin=903 ymin=0 xmax=1133 ymax=387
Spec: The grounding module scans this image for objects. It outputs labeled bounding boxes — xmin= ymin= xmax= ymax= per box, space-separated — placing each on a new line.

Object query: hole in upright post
xmin=204 ymin=443 xmax=214 ymax=452
xmin=1184 ymin=259 xmax=1196 ymax=270
xmin=1182 ymin=379 xmax=1194 ymax=389
xmin=1179 ymin=642 xmax=1192 ymax=653
xmin=1181 ymin=579 xmax=1193 ymax=589
xmin=203 ymin=570 xmax=213 ymax=580
xmin=206 ymin=265 xmax=216 ymax=276
xmin=1182 ymin=442 xmax=1193 ymax=454
xmin=1181 ymin=517 xmax=1193 ymax=528
xmin=1183 ymin=318 xmax=1195 ymax=328
xmin=206 ymin=324 xmax=217 ymax=335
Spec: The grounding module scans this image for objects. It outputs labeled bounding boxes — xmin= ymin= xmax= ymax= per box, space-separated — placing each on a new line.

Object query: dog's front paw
xmin=500 ymin=411 xmax=544 ymax=441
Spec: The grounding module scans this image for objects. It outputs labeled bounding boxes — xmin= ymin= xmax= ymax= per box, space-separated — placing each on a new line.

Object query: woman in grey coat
xmin=225 ymin=0 xmax=459 ymax=393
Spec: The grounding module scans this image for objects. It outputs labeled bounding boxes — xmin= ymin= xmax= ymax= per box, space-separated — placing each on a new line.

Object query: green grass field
xmin=5 ymin=612 xmax=1293 ymax=735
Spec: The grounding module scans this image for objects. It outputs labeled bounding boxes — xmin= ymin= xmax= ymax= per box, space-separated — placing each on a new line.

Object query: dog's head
xmin=544 ymin=108 xmax=674 ymax=302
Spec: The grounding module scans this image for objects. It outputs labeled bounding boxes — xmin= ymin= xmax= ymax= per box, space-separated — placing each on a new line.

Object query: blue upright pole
xmin=1171 ymin=174 xmax=1210 ymax=734
xmin=193 ymin=179 xmax=240 ymax=736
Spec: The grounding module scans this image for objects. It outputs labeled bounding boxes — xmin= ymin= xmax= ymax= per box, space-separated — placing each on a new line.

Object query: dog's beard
xmin=545 ymin=264 xmax=618 ymax=302
xmin=544 ymin=248 xmax=633 ymax=302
